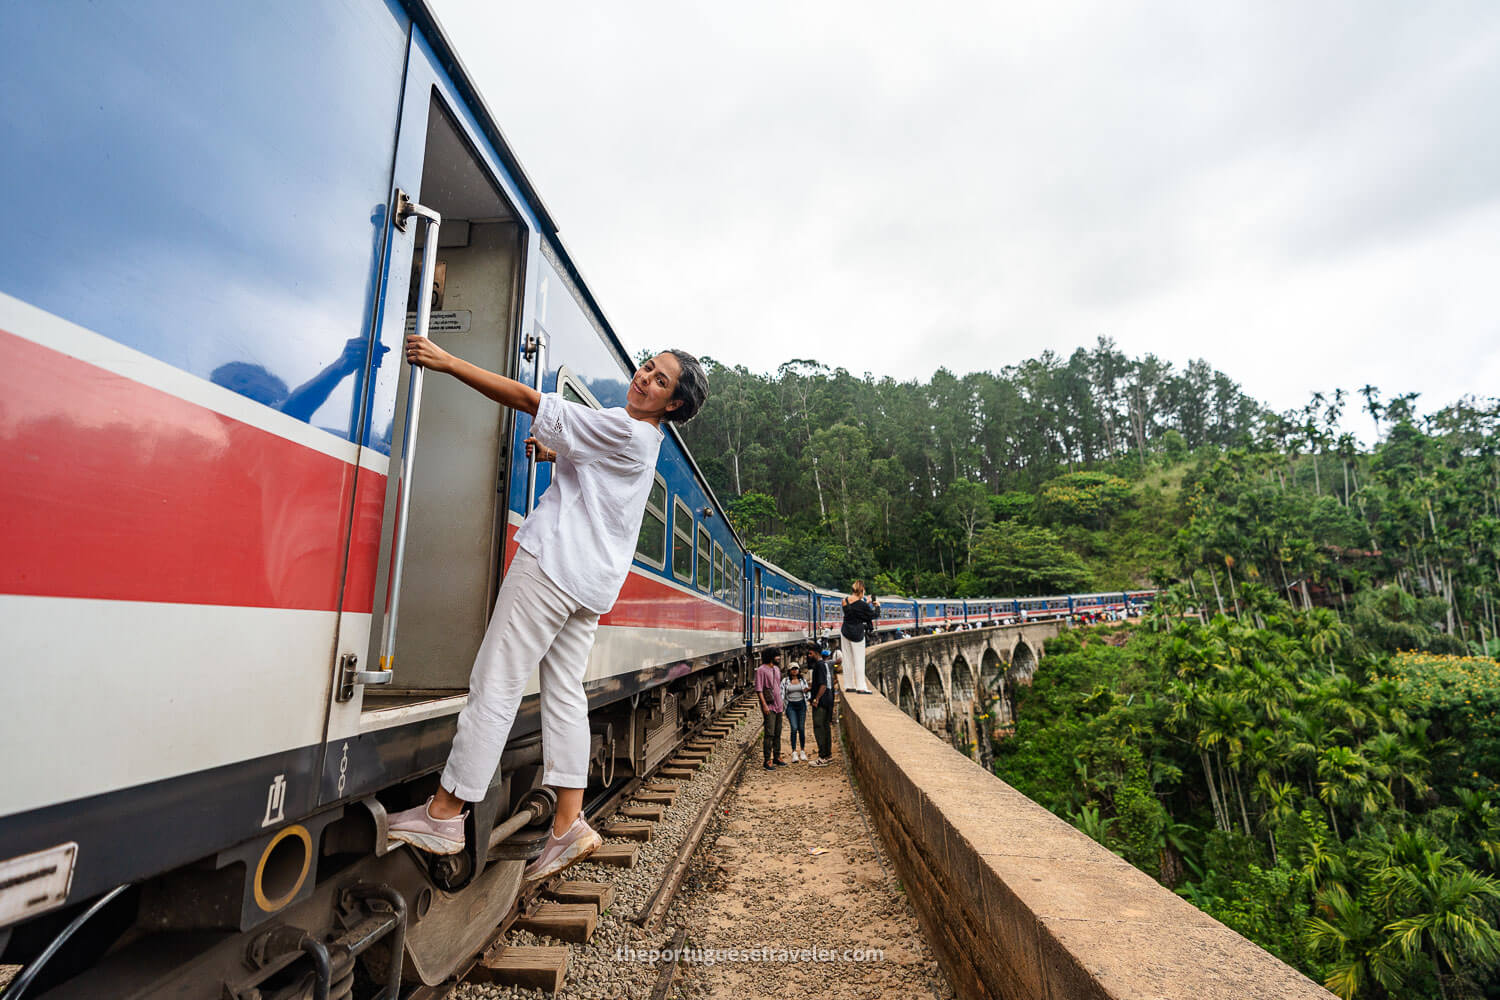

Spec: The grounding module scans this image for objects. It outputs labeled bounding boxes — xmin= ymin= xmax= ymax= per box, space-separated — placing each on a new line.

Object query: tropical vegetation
xmin=674 ymin=342 xmax=1500 ymax=996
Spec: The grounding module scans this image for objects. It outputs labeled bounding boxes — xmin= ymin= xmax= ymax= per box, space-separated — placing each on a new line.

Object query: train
xmin=0 ymin=3 xmax=1150 ymax=996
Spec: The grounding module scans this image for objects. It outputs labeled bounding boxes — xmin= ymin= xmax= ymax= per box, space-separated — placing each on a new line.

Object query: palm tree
xmin=1286 ymin=711 xmax=1346 ymax=800
xmin=1169 ymin=684 xmax=1232 ymax=832
xmin=1306 ymin=883 xmax=1407 ymax=1000
xmin=1297 ymin=607 xmax=1349 ymax=675
xmin=1302 ymin=836 xmax=1351 ymax=894
xmin=1361 ymin=731 xmax=1430 ymax=813
xmin=1453 ymin=788 xmax=1500 ymax=875
xmin=1316 ymin=745 xmax=1388 ymax=839
xmin=1255 ymin=773 xmax=1298 ymax=864
xmin=1199 ymin=689 xmax=1254 ymax=835
xmin=1358 ymin=384 xmax=1384 ymax=443
xmin=1376 ymin=836 xmax=1500 ymax=999
xmin=1312 ymin=673 xmax=1371 ymax=738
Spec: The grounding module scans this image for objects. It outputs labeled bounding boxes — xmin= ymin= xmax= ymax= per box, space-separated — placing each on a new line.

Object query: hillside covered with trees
xmin=680 ymin=340 xmax=1500 ymax=659
xmin=679 ymin=342 xmax=1500 ymax=997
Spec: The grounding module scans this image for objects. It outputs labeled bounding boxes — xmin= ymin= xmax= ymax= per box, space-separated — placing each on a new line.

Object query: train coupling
xmin=238 ymin=883 xmax=406 ymax=1000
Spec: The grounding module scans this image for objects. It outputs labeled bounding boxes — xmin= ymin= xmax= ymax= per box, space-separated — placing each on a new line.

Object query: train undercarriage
xmin=7 ymin=653 xmax=754 ymax=1000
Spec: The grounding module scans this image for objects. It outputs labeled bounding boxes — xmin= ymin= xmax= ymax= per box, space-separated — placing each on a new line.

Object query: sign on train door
xmin=318 ymin=26 xmax=539 ymax=805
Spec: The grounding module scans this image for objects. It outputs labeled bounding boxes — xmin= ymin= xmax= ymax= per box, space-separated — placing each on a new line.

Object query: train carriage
xmin=916 ymin=599 xmax=965 ymax=630
xmin=749 ymin=559 xmax=815 ymax=648
xmin=873 ymin=596 xmax=917 ymax=635
xmin=815 ymin=589 xmax=845 ymax=644
xmin=0 ymin=2 xmax=760 ymax=993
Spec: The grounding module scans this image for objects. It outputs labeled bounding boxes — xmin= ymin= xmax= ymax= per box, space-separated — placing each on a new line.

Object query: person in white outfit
xmin=839 ymin=581 xmax=879 ymax=694
xmin=386 ymin=335 xmax=707 ymax=884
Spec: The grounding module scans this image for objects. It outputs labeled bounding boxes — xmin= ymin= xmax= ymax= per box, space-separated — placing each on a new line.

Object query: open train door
xmin=314 ymin=25 xmax=540 ymax=984
xmin=319 ymin=27 xmax=535 ymax=800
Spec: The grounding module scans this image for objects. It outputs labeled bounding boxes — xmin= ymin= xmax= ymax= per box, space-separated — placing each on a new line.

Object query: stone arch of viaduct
xmin=865 ymin=621 xmax=1060 ymax=762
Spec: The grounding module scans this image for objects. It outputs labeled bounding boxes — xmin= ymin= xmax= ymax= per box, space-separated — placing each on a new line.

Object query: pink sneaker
xmin=387 ymin=796 xmax=467 ymax=855
xmin=524 ymin=816 xmax=602 ymax=883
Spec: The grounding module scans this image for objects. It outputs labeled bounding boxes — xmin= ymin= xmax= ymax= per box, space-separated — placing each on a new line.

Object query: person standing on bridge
xmin=386 ymin=336 xmax=708 ymax=884
xmin=839 ymin=581 xmax=879 ymax=694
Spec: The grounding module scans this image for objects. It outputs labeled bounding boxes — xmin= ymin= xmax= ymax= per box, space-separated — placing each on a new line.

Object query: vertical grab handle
xmin=378 ymin=190 xmax=442 ymax=676
xmin=521 ymin=328 xmax=548 ymax=515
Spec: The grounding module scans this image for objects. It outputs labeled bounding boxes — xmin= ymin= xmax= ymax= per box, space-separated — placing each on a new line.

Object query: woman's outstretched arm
xmin=406 ymin=335 xmax=540 ymax=416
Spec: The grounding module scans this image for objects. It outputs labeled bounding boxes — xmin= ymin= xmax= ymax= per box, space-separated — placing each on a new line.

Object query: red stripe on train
xmin=0 ymin=329 xmax=384 ymax=612
xmin=504 ymin=523 xmax=744 ymax=632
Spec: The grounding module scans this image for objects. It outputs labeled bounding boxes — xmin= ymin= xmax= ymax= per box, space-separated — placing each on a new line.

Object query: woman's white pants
xmin=840 ymin=635 xmax=868 ymax=692
xmin=441 ymin=548 xmax=598 ymax=801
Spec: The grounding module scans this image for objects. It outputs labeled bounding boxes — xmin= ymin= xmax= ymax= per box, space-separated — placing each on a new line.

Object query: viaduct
xmin=841 ymin=622 xmax=1335 ymax=1000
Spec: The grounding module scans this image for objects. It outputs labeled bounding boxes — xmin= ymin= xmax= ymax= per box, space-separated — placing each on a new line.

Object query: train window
xmin=696 ymin=524 xmax=711 ymax=592
xmin=556 ymin=367 xmax=603 ymax=409
xmin=672 ymin=498 xmax=693 ymax=582
xmin=635 ymin=475 xmax=667 ymax=569
xmin=712 ymin=543 xmax=724 ymax=599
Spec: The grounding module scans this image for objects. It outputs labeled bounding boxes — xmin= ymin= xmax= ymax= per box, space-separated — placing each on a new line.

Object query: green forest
xmin=678 ymin=342 xmax=1500 ymax=997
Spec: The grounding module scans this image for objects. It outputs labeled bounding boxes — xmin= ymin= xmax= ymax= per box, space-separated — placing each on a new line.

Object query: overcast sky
xmin=427 ymin=1 xmax=1500 ymax=423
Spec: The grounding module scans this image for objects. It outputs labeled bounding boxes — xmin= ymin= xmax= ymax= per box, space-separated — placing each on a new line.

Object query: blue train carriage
xmin=749 ymin=557 xmax=816 ymax=649
xmin=1125 ymin=589 xmax=1157 ymax=615
xmin=873 ymin=595 xmax=917 ymax=637
xmin=915 ymin=598 xmax=962 ymax=630
xmin=1070 ymin=591 xmax=1118 ymax=620
xmin=815 ymin=588 xmax=846 ymax=644
xmin=1014 ymin=595 xmax=1074 ymax=621
xmin=965 ymin=600 xmax=1003 ymax=626
xmin=0 ymin=1 xmax=754 ymax=993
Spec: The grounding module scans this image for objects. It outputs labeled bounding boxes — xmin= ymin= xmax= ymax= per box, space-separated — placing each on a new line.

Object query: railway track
xmin=403 ymin=693 xmax=760 ymax=998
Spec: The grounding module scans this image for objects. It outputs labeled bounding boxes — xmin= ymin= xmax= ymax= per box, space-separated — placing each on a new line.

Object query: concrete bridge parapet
xmin=840 ymin=645 xmax=1336 ymax=1000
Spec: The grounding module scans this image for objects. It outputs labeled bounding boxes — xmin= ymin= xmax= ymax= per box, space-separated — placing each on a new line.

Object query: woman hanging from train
xmin=839 ymin=581 xmax=879 ymax=694
xmin=386 ymin=334 xmax=708 ymax=882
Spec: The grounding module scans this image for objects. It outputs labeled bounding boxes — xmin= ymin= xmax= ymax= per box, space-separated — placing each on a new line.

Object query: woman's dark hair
xmin=760 ymin=648 xmax=779 ymax=665
xmin=662 ymin=348 xmax=708 ymax=424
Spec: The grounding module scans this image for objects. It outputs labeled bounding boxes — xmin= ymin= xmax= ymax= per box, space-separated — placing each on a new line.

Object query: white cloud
xmin=427 ymin=0 xmax=1500 ymax=417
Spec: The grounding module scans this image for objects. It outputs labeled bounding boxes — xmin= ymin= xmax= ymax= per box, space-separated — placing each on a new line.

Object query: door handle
xmin=377 ymin=189 xmax=442 ymax=680
xmin=337 ymin=653 xmax=392 ymax=703
xmin=523 ymin=327 xmax=548 ymax=515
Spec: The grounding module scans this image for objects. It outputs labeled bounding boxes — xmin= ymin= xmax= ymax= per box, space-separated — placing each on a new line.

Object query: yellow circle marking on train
xmin=253 ymin=824 xmax=313 ymax=912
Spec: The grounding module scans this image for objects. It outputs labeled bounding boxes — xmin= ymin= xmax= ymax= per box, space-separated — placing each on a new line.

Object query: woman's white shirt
xmin=514 ymin=392 xmax=663 ymax=613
